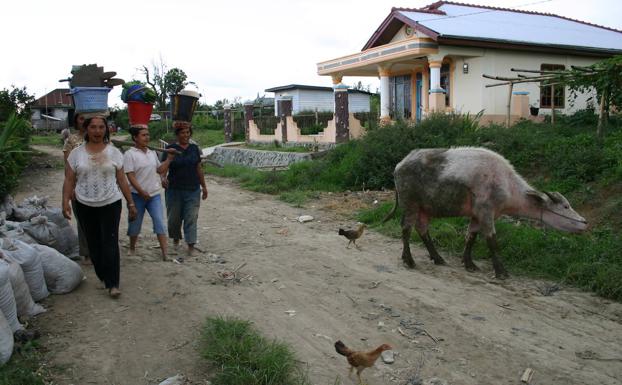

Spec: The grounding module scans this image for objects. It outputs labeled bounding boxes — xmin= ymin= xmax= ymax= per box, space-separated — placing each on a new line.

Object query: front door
xmin=389 ymin=75 xmax=412 ymax=120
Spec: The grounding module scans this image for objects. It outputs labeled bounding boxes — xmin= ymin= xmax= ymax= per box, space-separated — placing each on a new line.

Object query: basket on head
xmin=170 ymin=89 xmax=199 ymax=122
xmin=127 ymin=101 xmax=154 ymax=126
xmin=70 ymin=87 xmax=110 ymax=113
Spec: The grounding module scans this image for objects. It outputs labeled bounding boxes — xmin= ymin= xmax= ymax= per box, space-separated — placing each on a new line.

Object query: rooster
xmin=334 ymin=340 xmax=392 ymax=385
xmin=338 ymin=223 xmax=367 ymax=249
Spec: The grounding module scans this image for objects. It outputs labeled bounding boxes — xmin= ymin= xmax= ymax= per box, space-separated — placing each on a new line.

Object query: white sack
xmin=0 ymin=238 xmax=49 ymax=301
xmin=0 ymin=256 xmax=45 ymax=318
xmin=41 ymin=208 xmax=79 ymax=259
xmin=0 ymin=309 xmax=13 ymax=365
xmin=0 ymin=262 xmax=22 ymax=332
xmin=34 ymin=245 xmax=83 ymax=294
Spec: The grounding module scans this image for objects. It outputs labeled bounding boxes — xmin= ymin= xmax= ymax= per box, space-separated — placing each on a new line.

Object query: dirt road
xmin=17 ymin=146 xmax=622 ymax=385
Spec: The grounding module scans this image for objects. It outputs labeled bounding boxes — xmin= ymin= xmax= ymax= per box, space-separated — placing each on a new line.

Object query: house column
xmin=378 ymin=65 xmax=391 ymax=121
xmin=428 ymin=60 xmax=445 ymax=112
xmin=334 ymin=83 xmax=349 ymax=143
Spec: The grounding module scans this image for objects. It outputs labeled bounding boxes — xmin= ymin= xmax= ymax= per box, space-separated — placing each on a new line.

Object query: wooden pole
xmin=507 ymin=82 xmax=514 ymax=127
xmin=551 ymin=84 xmax=555 ymax=126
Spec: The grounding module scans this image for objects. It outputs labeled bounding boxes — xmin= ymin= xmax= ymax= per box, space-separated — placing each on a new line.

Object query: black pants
xmin=74 ymin=199 xmax=122 ymax=289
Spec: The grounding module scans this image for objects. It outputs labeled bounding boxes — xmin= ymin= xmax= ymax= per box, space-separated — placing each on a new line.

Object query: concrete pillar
xmin=223 ymin=104 xmax=232 ymax=142
xmin=511 ymin=91 xmax=530 ymax=119
xmin=278 ymin=97 xmax=292 ymax=143
xmin=378 ymin=66 xmax=391 ymax=121
xmin=428 ymin=60 xmax=446 ymax=112
xmin=334 ymin=83 xmax=349 ymax=143
xmin=244 ymin=101 xmax=254 ymax=142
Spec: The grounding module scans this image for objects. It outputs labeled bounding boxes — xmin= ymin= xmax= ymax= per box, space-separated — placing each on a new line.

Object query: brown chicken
xmin=334 ymin=340 xmax=392 ymax=385
xmin=338 ymin=223 xmax=367 ymax=249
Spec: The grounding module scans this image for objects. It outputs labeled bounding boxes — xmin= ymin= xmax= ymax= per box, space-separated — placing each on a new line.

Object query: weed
xmin=201 ymin=317 xmax=311 ymax=385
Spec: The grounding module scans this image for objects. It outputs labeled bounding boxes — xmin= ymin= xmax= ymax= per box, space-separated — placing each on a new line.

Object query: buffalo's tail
xmin=382 ymin=190 xmax=399 ymax=223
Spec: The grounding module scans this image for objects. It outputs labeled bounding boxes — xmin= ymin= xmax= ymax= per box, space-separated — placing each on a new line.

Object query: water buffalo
xmin=384 ymin=147 xmax=587 ymax=278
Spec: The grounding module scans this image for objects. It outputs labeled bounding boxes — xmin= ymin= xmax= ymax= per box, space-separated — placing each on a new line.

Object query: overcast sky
xmin=1 ymin=0 xmax=620 ymax=107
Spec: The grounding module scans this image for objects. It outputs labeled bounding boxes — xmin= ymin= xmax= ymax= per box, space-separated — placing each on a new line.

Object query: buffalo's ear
xmin=543 ymin=191 xmax=564 ymax=204
xmin=526 ymin=190 xmax=546 ymax=206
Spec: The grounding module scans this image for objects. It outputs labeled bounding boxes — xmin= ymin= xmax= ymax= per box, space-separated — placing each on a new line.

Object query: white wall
xmin=297 ymin=89 xmax=334 ymax=113
xmin=449 ymin=47 xmax=601 ymax=115
xmin=348 ymin=93 xmax=371 ymax=113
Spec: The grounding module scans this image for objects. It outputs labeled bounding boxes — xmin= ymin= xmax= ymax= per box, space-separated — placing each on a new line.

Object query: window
xmin=389 ymin=75 xmax=412 ymax=120
xmin=540 ymin=64 xmax=565 ymax=109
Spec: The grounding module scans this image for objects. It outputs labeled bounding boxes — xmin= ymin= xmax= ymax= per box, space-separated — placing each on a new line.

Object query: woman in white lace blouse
xmin=62 ymin=116 xmax=137 ymax=298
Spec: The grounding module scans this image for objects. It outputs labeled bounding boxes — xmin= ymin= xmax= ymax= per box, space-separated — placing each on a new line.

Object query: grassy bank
xmin=200 ymin=317 xmax=310 ymax=385
xmin=204 ymin=112 xmax=622 ymax=301
xmin=0 ymin=342 xmax=47 ymax=385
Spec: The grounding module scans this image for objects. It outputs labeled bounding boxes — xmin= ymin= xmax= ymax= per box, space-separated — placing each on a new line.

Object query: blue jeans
xmin=127 ymin=193 xmax=167 ymax=236
xmin=165 ymin=188 xmax=200 ymax=245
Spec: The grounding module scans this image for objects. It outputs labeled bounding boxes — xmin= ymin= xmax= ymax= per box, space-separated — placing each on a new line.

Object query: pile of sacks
xmin=0 ymin=195 xmax=84 ymax=365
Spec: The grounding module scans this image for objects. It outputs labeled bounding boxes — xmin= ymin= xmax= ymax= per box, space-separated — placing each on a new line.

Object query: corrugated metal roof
xmin=398 ymin=3 xmax=622 ymax=52
xmin=32 ymin=88 xmax=73 ymax=108
xmin=265 ymin=84 xmax=374 ymax=95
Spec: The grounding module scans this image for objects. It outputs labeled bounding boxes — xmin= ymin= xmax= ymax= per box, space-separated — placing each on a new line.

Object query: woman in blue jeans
xmin=123 ymin=125 xmax=176 ymax=260
xmin=162 ymin=121 xmax=208 ymax=261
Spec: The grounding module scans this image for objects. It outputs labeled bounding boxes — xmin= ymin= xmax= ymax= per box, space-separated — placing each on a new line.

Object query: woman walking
xmin=123 ymin=125 xmax=175 ymax=260
xmin=162 ymin=121 xmax=208 ymax=261
xmin=62 ymin=116 xmax=137 ymax=298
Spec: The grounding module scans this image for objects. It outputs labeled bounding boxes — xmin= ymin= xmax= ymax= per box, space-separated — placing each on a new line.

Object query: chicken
xmin=334 ymin=340 xmax=392 ymax=385
xmin=338 ymin=223 xmax=367 ymax=249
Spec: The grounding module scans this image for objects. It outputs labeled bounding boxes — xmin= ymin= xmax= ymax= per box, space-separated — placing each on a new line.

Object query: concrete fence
xmin=223 ymin=86 xmax=367 ymax=145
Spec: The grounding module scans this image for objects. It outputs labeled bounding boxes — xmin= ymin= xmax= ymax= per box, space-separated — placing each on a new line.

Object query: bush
xmin=0 ymin=115 xmax=31 ymax=199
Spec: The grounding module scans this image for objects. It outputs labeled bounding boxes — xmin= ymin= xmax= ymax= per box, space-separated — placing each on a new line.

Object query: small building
xmin=265 ymin=84 xmax=372 ymax=115
xmin=30 ymin=89 xmax=74 ymax=130
xmin=317 ymin=1 xmax=622 ymax=123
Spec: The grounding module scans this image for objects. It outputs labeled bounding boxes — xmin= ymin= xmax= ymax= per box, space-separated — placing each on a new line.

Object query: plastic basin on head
xmin=70 ymin=87 xmax=111 ymax=113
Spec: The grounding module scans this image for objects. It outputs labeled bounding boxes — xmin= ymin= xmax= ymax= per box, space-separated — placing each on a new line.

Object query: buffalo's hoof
xmin=402 ymin=258 xmax=416 ymax=269
xmin=432 ymin=256 xmax=447 ymax=265
xmin=464 ymin=262 xmax=480 ymax=272
xmin=494 ymin=270 xmax=509 ymax=280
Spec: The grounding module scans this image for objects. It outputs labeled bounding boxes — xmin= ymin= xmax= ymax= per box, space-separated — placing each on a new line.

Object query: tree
xmin=553 ymin=54 xmax=622 ymax=138
xmin=140 ymin=58 xmax=194 ymax=110
xmin=0 ymin=86 xmax=35 ymax=121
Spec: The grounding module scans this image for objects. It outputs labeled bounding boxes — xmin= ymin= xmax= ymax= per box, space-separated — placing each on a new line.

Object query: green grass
xmin=200 ymin=317 xmax=311 ymax=385
xmin=30 ymin=134 xmax=63 ymax=147
xmin=0 ymin=341 xmax=47 ymax=385
xmin=193 ymin=129 xmax=225 ymax=148
xmin=358 ymin=203 xmax=622 ymax=301
xmin=279 ymin=190 xmax=320 ymax=207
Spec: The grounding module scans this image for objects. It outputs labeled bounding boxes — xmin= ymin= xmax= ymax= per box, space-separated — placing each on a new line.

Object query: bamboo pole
xmin=110 ymin=139 xmax=182 ymax=155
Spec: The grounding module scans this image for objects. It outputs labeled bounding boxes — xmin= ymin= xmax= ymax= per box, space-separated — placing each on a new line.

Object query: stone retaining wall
xmin=208 ymin=146 xmax=312 ymax=169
